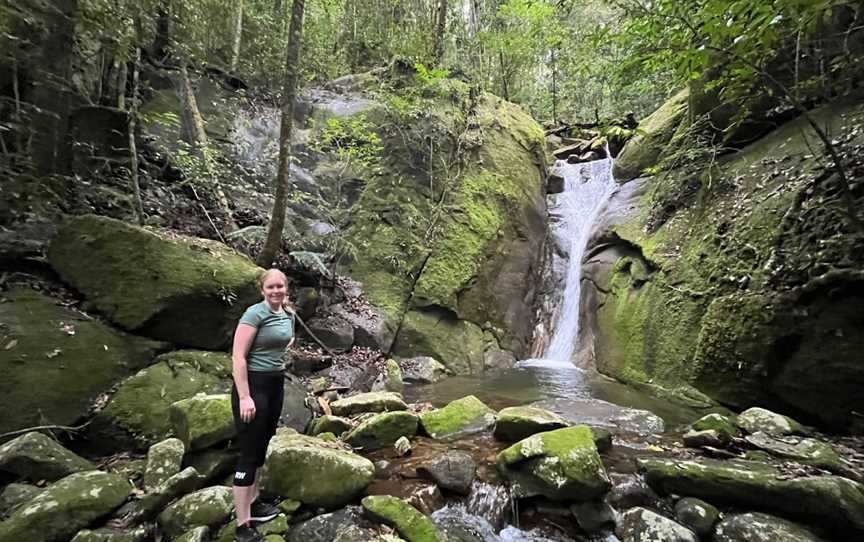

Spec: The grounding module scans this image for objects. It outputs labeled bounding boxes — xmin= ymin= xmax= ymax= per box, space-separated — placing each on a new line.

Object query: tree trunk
xmin=229 ymin=0 xmax=244 ymax=72
xmin=550 ymin=47 xmax=558 ymax=122
xmin=432 ymin=0 xmax=448 ymax=65
xmin=258 ymin=0 xmax=306 ymax=267
xmin=128 ymin=45 xmax=144 ymax=224
xmin=151 ymin=0 xmax=173 ymax=64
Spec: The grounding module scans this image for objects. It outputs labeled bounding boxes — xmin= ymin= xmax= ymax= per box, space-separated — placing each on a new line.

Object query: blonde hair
xmin=258 ymin=268 xmax=288 ymax=289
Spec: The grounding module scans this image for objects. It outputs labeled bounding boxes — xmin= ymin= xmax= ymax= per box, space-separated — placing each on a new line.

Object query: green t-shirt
xmin=239 ymin=301 xmax=294 ymax=372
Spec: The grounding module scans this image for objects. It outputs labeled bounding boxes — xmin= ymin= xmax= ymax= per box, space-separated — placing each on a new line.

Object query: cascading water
xmin=542 ymin=154 xmax=618 ymax=363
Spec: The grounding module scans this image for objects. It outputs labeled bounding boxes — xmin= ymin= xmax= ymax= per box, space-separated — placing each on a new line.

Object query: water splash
xmin=542 ymin=155 xmax=617 ymax=363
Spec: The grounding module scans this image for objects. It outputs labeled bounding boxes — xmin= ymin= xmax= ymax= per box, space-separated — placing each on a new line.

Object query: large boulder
xmin=494 ymin=406 xmax=569 ymax=442
xmin=737 ymin=407 xmax=802 ymax=436
xmin=70 ymin=527 xmax=149 ymax=542
xmin=392 ymin=310 xmax=485 ymax=375
xmin=169 ymin=394 xmax=235 ymax=451
xmin=157 ymin=486 xmax=233 ymax=538
xmin=330 ymin=392 xmax=408 ymax=417
xmin=615 ymin=507 xmax=697 ymax=542
xmin=261 ymin=429 xmax=375 ymax=509
xmin=416 ymin=451 xmax=476 ymax=496
xmin=345 ymin=411 xmax=418 ymax=451
xmin=639 ymin=457 xmax=864 ymax=536
xmin=496 ymin=425 xmax=610 ymax=501
xmin=308 ymin=415 xmax=354 ymax=437
xmin=0 ymin=484 xmax=42 ymax=519
xmin=0 ymin=432 xmax=93 ymax=482
xmin=397 ymin=356 xmax=448 ymax=384
xmin=116 ymin=466 xmax=204 ymax=523
xmin=91 ymin=350 xmax=231 ymax=449
xmin=419 ymin=396 xmax=496 ymax=440
xmin=713 ymin=512 xmax=827 ymax=542
xmin=0 ymin=471 xmax=131 ymax=542
xmin=143 ymin=437 xmax=186 ymax=490
xmin=48 ymin=214 xmax=262 ymax=349
xmin=361 ymin=495 xmax=442 ymax=542
xmin=0 ymin=288 xmax=166 ymax=436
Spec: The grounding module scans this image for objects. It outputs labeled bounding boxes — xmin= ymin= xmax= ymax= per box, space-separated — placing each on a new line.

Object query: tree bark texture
xmin=432 ymin=0 xmax=448 ymax=65
xmin=230 ymin=0 xmax=244 ymax=72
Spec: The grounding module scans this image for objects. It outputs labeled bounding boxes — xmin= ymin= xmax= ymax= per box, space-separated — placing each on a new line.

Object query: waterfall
xmin=542 ymin=154 xmax=617 ymax=363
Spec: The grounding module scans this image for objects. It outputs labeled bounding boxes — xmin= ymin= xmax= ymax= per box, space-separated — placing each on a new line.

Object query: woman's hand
xmin=239 ymin=396 xmax=256 ymax=422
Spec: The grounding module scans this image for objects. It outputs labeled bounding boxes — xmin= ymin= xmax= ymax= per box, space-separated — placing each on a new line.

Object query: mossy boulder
xmin=260 ymin=429 xmax=375 ymax=509
xmin=494 ymin=406 xmax=569 ymax=442
xmin=330 ymin=392 xmax=408 ymax=417
xmin=157 ymin=485 xmax=233 ymax=538
xmin=345 ymin=411 xmax=418 ymax=452
xmin=0 ymin=288 xmax=166 ymax=436
xmin=418 ymin=395 xmax=496 ymax=440
xmin=737 ymin=407 xmax=802 ymax=436
xmin=391 ymin=309 xmax=485 ymax=375
xmin=639 ymin=457 xmax=864 ymax=535
xmin=743 ymin=432 xmax=847 ymax=474
xmin=612 ymin=88 xmax=689 ymax=181
xmin=397 ymin=356 xmax=448 ymax=383
xmin=174 ymin=527 xmax=209 ymax=542
xmin=117 ymin=466 xmax=204 ymax=524
xmin=371 ymin=358 xmax=404 ymax=393
xmin=308 ymin=415 xmax=354 ymax=436
xmin=93 ymin=350 xmax=231 ymax=448
xmin=615 ymin=507 xmax=697 ymax=542
xmin=714 ymin=512 xmax=827 ymax=542
xmin=496 ymin=425 xmax=610 ymax=501
xmin=690 ymin=413 xmax=738 ymax=441
xmin=0 ymin=470 xmax=131 ymax=542
xmin=0 ymin=432 xmax=93 ymax=482
xmin=143 ymin=437 xmax=186 ymax=490
xmin=673 ymin=497 xmax=719 ymax=537
xmin=70 ymin=527 xmax=149 ymax=542
xmin=169 ymin=394 xmax=235 ymax=451
xmin=361 ymin=496 xmax=442 ymax=542
xmin=0 ymin=483 xmax=42 ymax=518
xmin=47 ymin=214 xmax=262 ymax=349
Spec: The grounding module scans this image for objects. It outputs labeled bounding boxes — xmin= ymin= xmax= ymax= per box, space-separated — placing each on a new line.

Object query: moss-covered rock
xmin=70 ymin=526 xmax=149 ymax=542
xmin=496 ymin=425 xmax=610 ymax=501
xmin=737 ymin=407 xmax=802 ymax=436
xmin=174 ymin=527 xmax=209 ymax=542
xmin=743 ymin=432 xmax=847 ymax=474
xmin=418 ymin=395 xmax=496 ymax=440
xmin=169 ymin=394 xmax=235 ymax=451
xmin=117 ymin=466 xmax=204 ymax=524
xmin=673 ymin=497 xmax=719 ymax=537
xmin=0 ymin=470 xmax=131 ymax=542
xmin=47 ymin=214 xmax=262 ymax=349
xmin=0 ymin=288 xmax=166 ymax=436
xmin=0 ymin=432 xmax=93 ymax=482
xmin=260 ymin=429 xmax=375 ymax=509
xmin=639 ymin=457 xmax=864 ymax=536
xmin=494 ymin=406 xmax=569 ymax=442
xmin=714 ymin=512 xmax=827 ymax=542
xmin=345 ymin=411 xmax=418 ymax=451
xmin=143 ymin=437 xmax=186 ymax=490
xmin=0 ymin=483 xmax=42 ymax=518
xmin=690 ymin=413 xmax=738 ymax=441
xmin=308 ymin=415 xmax=354 ymax=436
xmin=371 ymin=358 xmax=404 ymax=393
xmin=330 ymin=392 xmax=408 ymax=417
xmin=391 ymin=309 xmax=485 ymax=375
xmin=615 ymin=507 xmax=697 ymax=542
xmin=361 ymin=495 xmax=442 ymax=542
xmin=612 ymin=89 xmax=689 ymax=181
xmin=157 ymin=485 xmax=233 ymax=538
xmin=93 ymin=351 xmax=231 ymax=448
xmin=397 ymin=356 xmax=448 ymax=383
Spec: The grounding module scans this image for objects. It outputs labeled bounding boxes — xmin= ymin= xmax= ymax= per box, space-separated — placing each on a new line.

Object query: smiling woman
xmin=229 ymin=268 xmax=296 ymax=542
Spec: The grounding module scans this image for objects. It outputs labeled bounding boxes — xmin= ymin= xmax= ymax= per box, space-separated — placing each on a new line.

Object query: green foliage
xmin=311 ymin=114 xmax=384 ymax=171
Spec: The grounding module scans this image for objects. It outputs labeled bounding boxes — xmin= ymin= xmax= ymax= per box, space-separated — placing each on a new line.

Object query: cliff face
xmin=582 ymin=95 xmax=864 ymax=429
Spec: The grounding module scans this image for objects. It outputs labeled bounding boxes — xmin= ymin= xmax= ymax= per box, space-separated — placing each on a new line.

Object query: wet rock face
xmin=0 ymin=432 xmax=94 ymax=482
xmin=417 ymin=451 xmax=477 ymax=496
xmin=713 ymin=513 xmax=827 ymax=542
xmin=615 ymin=507 xmax=697 ymax=542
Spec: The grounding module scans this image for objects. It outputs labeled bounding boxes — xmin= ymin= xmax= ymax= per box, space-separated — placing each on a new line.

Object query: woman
xmin=231 ymin=268 xmax=295 ymax=542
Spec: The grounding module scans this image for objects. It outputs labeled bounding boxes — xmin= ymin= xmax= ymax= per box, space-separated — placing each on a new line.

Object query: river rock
xmin=417 ymin=451 xmax=476 ymax=496
xmin=639 ymin=457 xmax=864 ymax=535
xmin=419 ymin=396 xmax=496 ymax=440
xmin=91 ymin=350 xmax=231 ymax=449
xmin=398 ymin=357 xmax=448 ymax=384
xmin=280 ymin=372 xmax=313 ymax=433
xmin=117 ymin=466 xmax=205 ymax=523
xmin=143 ymin=437 xmax=185 ymax=490
xmin=546 ymin=171 xmax=566 ymax=194
xmin=395 ymin=436 xmax=412 ymax=456
xmin=308 ymin=415 xmax=354 ymax=436
xmin=261 ymin=429 xmax=375 ymax=508
xmin=683 ymin=429 xmax=726 ymax=448
xmin=157 ymin=485 xmax=233 ymax=538
xmin=483 ymin=350 xmax=517 ymax=370
xmin=330 ymin=392 xmax=408 ymax=416
xmin=307 ymin=314 xmax=355 ymax=351
xmin=0 ymin=470 xmax=131 ymax=542
xmin=743 ymin=432 xmax=847 ymax=474
xmin=184 ymin=449 xmax=236 ymax=485
xmin=674 ymin=497 xmax=719 ymax=537
xmin=690 ymin=413 xmax=738 ymax=441
xmin=606 ymin=473 xmax=660 ymax=510
xmin=48 ymin=215 xmax=262 ymax=349
xmin=532 ymin=398 xmax=664 ymax=436
xmin=713 ymin=512 xmax=827 ymax=542
xmin=174 ymin=527 xmax=209 ymax=542
xmin=0 ymin=288 xmax=166 ymax=437
xmin=737 ymin=407 xmax=802 ymax=436
xmin=615 ymin=507 xmax=697 ymax=542
xmin=288 ymin=506 xmax=372 ymax=542
xmin=391 ymin=310 xmax=485 ymax=376
xmin=362 ymin=495 xmax=442 ymax=542
xmin=494 ymin=406 xmax=569 ymax=441
xmin=0 ymin=432 xmax=94 ymax=482
xmin=331 ymin=303 xmax=395 ymax=351
xmin=570 ymin=500 xmax=616 ymax=533
xmin=70 ymin=526 xmax=149 ymax=542
xmin=497 ymin=425 xmax=610 ymax=501
xmin=0 ymin=483 xmax=42 ymax=518
xmin=345 ymin=411 xmax=418 ymax=451
xmin=169 ymin=394 xmax=235 ymax=451
xmin=371 ymin=358 xmax=405 ymax=393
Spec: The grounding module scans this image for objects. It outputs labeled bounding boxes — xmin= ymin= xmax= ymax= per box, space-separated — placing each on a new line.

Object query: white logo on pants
xmin=235 ymin=472 xmax=246 ymax=479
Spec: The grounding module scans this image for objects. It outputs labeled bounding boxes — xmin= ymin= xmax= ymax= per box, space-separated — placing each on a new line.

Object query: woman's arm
xmin=232 ymin=323 xmax=257 ymax=422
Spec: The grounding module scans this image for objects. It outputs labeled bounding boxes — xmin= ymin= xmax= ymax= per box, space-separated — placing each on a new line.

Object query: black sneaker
xmin=234 ymin=523 xmax=265 ymax=542
xmin=249 ymin=500 xmax=280 ymax=524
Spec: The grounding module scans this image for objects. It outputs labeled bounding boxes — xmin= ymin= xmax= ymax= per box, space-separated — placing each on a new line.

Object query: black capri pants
xmin=231 ymin=370 xmax=284 ymax=486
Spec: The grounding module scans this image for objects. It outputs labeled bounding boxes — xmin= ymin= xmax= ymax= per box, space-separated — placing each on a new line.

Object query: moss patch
xmin=418 ymin=395 xmax=495 ymax=440
xmin=361 ymin=495 xmax=441 ymax=542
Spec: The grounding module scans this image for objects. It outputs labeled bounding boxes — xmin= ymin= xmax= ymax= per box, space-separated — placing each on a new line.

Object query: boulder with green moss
xmin=116 ymin=466 xmax=204 ymax=523
xmin=419 ymin=395 xmax=496 ymax=440
xmin=260 ymin=429 xmax=375 ymax=509
xmin=737 ymin=407 xmax=802 ymax=436
xmin=714 ymin=512 xmax=827 ymax=542
xmin=496 ymin=425 xmax=610 ymax=501
xmin=157 ymin=486 xmax=233 ymax=538
xmin=0 ymin=470 xmax=131 ymax=542
xmin=92 ymin=350 xmax=231 ymax=449
xmin=330 ymin=392 xmax=408 ymax=416
xmin=371 ymin=358 xmax=404 ymax=393
xmin=494 ymin=406 xmax=569 ymax=442
xmin=743 ymin=432 xmax=848 ymax=475
xmin=47 ymin=214 xmax=263 ymax=349
xmin=0 ymin=432 xmax=93 ymax=482
xmin=639 ymin=457 xmax=864 ymax=535
xmin=615 ymin=507 xmax=697 ymax=542
xmin=174 ymin=527 xmax=209 ymax=542
xmin=391 ymin=310 xmax=485 ymax=375
xmin=308 ymin=415 xmax=354 ymax=436
xmin=0 ymin=288 xmax=166 ymax=436
xmin=0 ymin=484 xmax=42 ymax=518
xmin=169 ymin=394 xmax=235 ymax=451
xmin=345 ymin=411 xmax=418 ymax=451
xmin=70 ymin=527 xmax=149 ymax=542
xmin=143 ymin=437 xmax=185 ymax=490
xmin=361 ymin=495 xmax=442 ymax=542
xmin=690 ymin=413 xmax=738 ymax=441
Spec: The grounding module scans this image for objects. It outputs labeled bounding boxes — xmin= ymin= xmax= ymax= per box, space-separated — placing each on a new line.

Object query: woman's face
xmin=261 ymin=274 xmax=287 ymax=306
